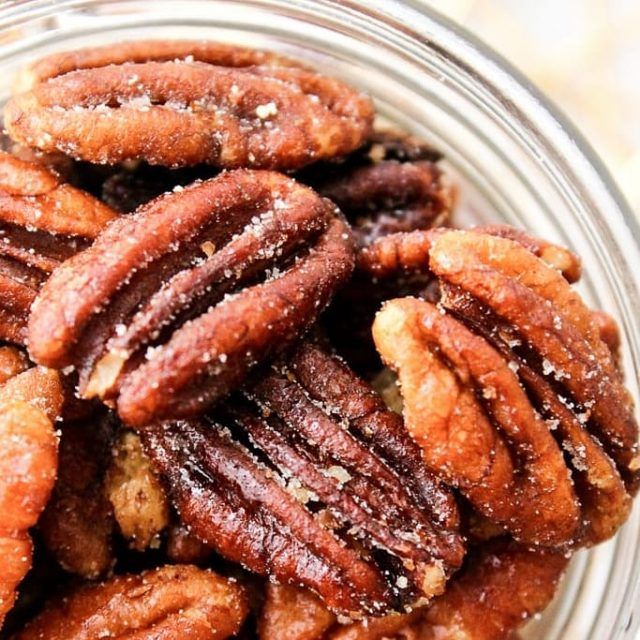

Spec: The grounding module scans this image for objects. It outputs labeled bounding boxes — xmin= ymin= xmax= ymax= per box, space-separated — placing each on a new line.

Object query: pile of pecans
xmin=0 ymin=40 xmax=637 ymax=640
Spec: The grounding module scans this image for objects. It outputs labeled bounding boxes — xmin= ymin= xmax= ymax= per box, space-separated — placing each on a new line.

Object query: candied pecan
xmin=13 ymin=564 xmax=248 ymax=640
xmin=0 ymin=366 xmax=62 ymax=628
xmin=0 ymin=150 xmax=117 ymax=343
xmin=141 ymin=342 xmax=463 ymax=616
xmin=28 ymin=170 xmax=356 ymax=426
xmin=5 ymin=43 xmax=374 ymax=169
xmin=328 ymin=541 xmax=569 ymax=640
xmin=104 ymin=429 xmax=170 ymax=551
xmin=39 ymin=408 xmax=116 ymax=578
xmin=373 ymin=230 xmax=638 ymax=546
xmin=359 ymin=225 xmax=581 ymax=282
xmin=258 ymin=584 xmax=336 ymax=640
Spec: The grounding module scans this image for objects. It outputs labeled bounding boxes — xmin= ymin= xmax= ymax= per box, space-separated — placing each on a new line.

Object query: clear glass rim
xmin=0 ymin=1 xmax=638 ymax=638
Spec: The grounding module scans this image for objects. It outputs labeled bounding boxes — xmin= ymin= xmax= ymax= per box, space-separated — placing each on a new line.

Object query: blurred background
xmin=426 ymin=0 xmax=640 ymax=215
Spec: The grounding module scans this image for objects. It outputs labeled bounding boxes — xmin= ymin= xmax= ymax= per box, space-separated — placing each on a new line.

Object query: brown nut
xmin=28 ymin=170 xmax=355 ymax=426
xmin=13 ymin=564 xmax=249 ymax=640
xmin=0 ymin=365 xmax=62 ymax=628
xmin=141 ymin=341 xmax=464 ymax=616
xmin=5 ymin=41 xmax=374 ymax=170
xmin=372 ymin=229 xmax=638 ymax=547
xmin=39 ymin=409 xmax=116 ymax=579
xmin=0 ymin=150 xmax=117 ymax=344
xmin=258 ymin=583 xmax=336 ymax=640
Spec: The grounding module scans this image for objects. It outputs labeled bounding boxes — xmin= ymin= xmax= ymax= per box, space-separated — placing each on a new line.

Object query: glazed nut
xmin=372 ymin=229 xmax=638 ymax=547
xmin=28 ymin=170 xmax=355 ymax=426
xmin=141 ymin=342 xmax=464 ymax=616
xmin=0 ymin=150 xmax=117 ymax=345
xmin=5 ymin=40 xmax=374 ymax=169
xmin=0 ymin=365 xmax=62 ymax=627
xmin=13 ymin=564 xmax=249 ymax=640
xmin=39 ymin=409 xmax=116 ymax=579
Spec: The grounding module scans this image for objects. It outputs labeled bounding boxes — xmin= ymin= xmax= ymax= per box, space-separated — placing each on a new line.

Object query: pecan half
xmin=372 ymin=230 xmax=638 ymax=546
xmin=28 ymin=170 xmax=355 ymax=426
xmin=329 ymin=541 xmax=569 ymax=640
xmin=0 ymin=150 xmax=117 ymax=343
xmin=0 ymin=365 xmax=62 ymax=628
xmin=5 ymin=41 xmax=374 ymax=169
xmin=141 ymin=342 xmax=464 ymax=616
xmin=13 ymin=564 xmax=249 ymax=640
xmin=39 ymin=408 xmax=116 ymax=578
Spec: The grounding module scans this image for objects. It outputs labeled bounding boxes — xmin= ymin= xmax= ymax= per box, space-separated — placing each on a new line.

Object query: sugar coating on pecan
xmin=39 ymin=408 xmax=116 ymax=578
xmin=373 ymin=229 xmax=638 ymax=546
xmin=28 ymin=170 xmax=356 ymax=426
xmin=141 ymin=342 xmax=463 ymax=616
xmin=5 ymin=42 xmax=374 ymax=170
xmin=329 ymin=541 xmax=569 ymax=640
xmin=13 ymin=564 xmax=249 ymax=640
xmin=0 ymin=365 xmax=62 ymax=628
xmin=0 ymin=150 xmax=117 ymax=344
xmin=104 ymin=429 xmax=170 ymax=551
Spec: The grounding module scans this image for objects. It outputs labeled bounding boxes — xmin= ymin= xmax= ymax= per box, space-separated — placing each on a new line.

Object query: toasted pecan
xmin=28 ymin=170 xmax=355 ymax=426
xmin=6 ymin=42 xmax=373 ymax=169
xmin=13 ymin=564 xmax=248 ymax=640
xmin=141 ymin=342 xmax=463 ymax=616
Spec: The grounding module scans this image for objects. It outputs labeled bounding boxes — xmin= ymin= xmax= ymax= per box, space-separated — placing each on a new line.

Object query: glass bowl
xmin=0 ymin=2 xmax=638 ymax=638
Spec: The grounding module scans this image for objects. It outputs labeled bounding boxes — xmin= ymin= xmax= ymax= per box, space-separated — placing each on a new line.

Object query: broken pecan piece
xmin=0 ymin=150 xmax=117 ymax=343
xmin=141 ymin=342 xmax=464 ymax=616
xmin=28 ymin=170 xmax=355 ymax=426
xmin=373 ymin=229 xmax=638 ymax=546
xmin=0 ymin=365 xmax=62 ymax=628
xmin=5 ymin=41 xmax=374 ymax=169
xmin=13 ymin=564 xmax=248 ymax=640
xmin=104 ymin=429 xmax=170 ymax=551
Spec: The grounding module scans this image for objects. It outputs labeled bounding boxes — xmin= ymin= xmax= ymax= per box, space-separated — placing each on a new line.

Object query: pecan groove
xmin=372 ymin=229 xmax=638 ymax=546
xmin=141 ymin=342 xmax=464 ymax=616
xmin=6 ymin=42 xmax=374 ymax=169
xmin=13 ymin=564 xmax=248 ymax=640
xmin=28 ymin=170 xmax=355 ymax=426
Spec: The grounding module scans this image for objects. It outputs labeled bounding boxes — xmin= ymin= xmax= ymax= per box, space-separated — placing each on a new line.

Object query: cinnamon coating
xmin=6 ymin=42 xmax=374 ymax=169
xmin=0 ymin=365 xmax=62 ymax=628
xmin=13 ymin=564 xmax=249 ymax=640
xmin=0 ymin=150 xmax=117 ymax=343
xmin=373 ymin=229 xmax=638 ymax=546
xmin=28 ymin=170 xmax=355 ymax=426
xmin=141 ymin=342 xmax=463 ymax=616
